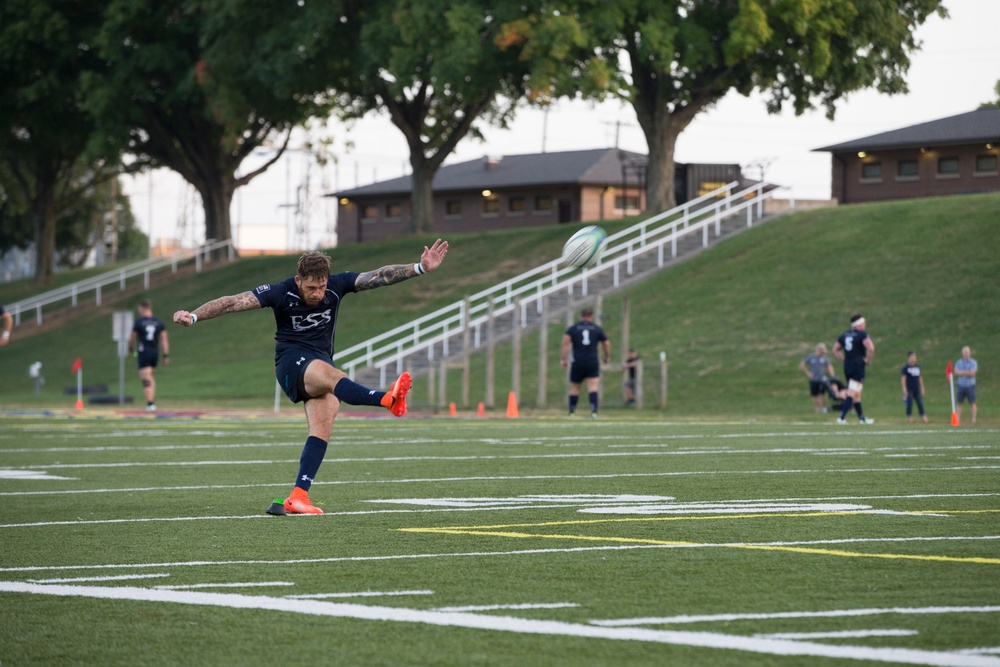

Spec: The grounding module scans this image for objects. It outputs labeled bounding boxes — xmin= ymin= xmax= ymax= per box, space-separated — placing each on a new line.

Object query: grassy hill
xmin=1 ymin=192 xmax=997 ymax=423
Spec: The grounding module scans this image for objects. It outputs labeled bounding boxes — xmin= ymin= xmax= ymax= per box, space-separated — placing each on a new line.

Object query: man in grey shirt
xmin=800 ymin=343 xmax=836 ymax=413
xmin=954 ymin=345 xmax=978 ymax=425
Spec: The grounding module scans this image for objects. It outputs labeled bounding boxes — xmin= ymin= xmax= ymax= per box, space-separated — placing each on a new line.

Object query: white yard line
xmin=591 ymin=606 xmax=1000 ymax=627
xmin=0 ymin=582 xmax=996 ymax=667
xmin=27 ymin=573 xmax=171 ymax=584
xmin=286 ymin=590 xmax=434 ymax=599
xmin=756 ymin=630 xmax=918 ymax=639
xmin=154 ymin=582 xmax=294 ymax=589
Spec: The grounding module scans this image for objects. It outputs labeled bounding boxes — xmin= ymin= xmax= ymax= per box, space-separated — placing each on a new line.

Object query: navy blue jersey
xmin=132 ymin=316 xmax=166 ymax=354
xmin=252 ymin=272 xmax=359 ymax=360
xmin=565 ymin=320 xmax=608 ymax=365
xmin=901 ymin=364 xmax=922 ymax=394
xmin=837 ymin=329 xmax=869 ymax=363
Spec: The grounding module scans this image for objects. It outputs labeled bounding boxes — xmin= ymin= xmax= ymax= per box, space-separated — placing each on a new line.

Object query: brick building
xmin=815 ymin=108 xmax=1000 ymax=205
xmin=330 ymin=148 xmax=742 ymax=244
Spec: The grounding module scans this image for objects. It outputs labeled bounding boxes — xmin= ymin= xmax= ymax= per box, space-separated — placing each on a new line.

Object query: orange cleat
xmin=283 ymin=487 xmax=323 ymax=515
xmin=382 ymin=371 xmax=411 ymax=417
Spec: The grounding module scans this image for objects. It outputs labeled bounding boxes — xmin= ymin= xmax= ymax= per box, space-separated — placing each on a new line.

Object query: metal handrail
xmin=8 ymin=239 xmax=236 ymax=326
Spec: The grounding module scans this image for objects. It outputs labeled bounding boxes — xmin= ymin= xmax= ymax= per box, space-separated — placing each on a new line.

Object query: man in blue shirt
xmin=560 ymin=307 xmax=610 ymax=417
xmin=954 ymin=345 xmax=978 ymax=425
xmin=832 ymin=313 xmax=875 ymax=424
xmin=173 ymin=239 xmax=449 ymax=514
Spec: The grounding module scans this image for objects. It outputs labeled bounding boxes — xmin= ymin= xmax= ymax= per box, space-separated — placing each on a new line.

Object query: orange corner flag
xmin=506 ymin=391 xmax=519 ymax=418
xmin=448 ymin=402 xmax=457 ymax=417
xmin=70 ymin=357 xmax=82 ymax=374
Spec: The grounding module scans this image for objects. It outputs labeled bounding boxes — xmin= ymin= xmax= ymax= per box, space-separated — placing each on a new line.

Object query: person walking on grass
xmin=901 ymin=351 xmax=928 ymax=424
xmin=832 ymin=313 xmax=875 ymax=424
xmin=128 ymin=300 xmax=169 ymax=412
xmin=800 ymin=342 xmax=836 ymax=413
xmin=954 ymin=345 xmax=978 ymax=425
xmin=172 ymin=240 xmax=449 ymax=514
xmin=560 ymin=307 xmax=611 ymax=417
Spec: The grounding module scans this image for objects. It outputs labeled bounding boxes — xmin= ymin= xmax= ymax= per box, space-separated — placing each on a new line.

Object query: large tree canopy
xmin=586 ymin=0 xmax=947 ymax=211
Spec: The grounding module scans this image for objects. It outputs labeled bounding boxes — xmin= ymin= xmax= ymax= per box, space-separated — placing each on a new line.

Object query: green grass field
xmin=1 ymin=414 xmax=998 ymax=666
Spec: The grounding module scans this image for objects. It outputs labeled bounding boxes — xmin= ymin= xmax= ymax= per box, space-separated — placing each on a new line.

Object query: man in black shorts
xmin=560 ymin=307 xmax=610 ymax=417
xmin=128 ymin=300 xmax=170 ymax=411
xmin=173 ymin=239 xmax=449 ymax=514
xmin=832 ymin=313 xmax=875 ymax=424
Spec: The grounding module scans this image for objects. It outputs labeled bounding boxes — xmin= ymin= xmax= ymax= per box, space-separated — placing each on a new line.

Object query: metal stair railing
xmin=8 ymin=239 xmax=236 ymax=326
xmin=337 ymin=182 xmax=778 ymax=385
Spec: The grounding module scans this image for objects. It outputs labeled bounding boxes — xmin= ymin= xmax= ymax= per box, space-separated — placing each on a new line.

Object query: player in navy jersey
xmin=832 ymin=313 xmax=875 ymax=424
xmin=560 ymin=307 xmax=611 ymax=417
xmin=172 ymin=240 xmax=449 ymax=514
xmin=128 ymin=300 xmax=170 ymax=411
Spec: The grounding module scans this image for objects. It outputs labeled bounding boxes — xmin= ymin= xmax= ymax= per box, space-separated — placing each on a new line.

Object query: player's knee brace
xmin=142 ymin=379 xmax=152 ymax=388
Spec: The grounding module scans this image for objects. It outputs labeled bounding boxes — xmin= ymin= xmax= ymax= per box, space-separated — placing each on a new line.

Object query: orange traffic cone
xmin=75 ymin=398 xmax=83 ymax=410
xmin=506 ymin=391 xmax=519 ymax=418
xmin=476 ymin=401 xmax=486 ymax=417
xmin=951 ymin=411 xmax=960 ymax=426
xmin=448 ymin=402 xmax=457 ymax=417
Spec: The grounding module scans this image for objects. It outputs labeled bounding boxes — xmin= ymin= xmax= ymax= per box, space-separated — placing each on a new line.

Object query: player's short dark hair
xmin=907 ymin=350 xmax=915 ymax=356
xmin=850 ymin=313 xmax=864 ymax=325
xmin=297 ymin=251 xmax=331 ymax=281
xmin=581 ymin=307 xmax=594 ymax=318
xmin=139 ymin=299 xmax=151 ymax=310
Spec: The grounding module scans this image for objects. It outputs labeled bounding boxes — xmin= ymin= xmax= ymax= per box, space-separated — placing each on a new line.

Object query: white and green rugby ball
xmin=561 ymin=225 xmax=608 ymax=269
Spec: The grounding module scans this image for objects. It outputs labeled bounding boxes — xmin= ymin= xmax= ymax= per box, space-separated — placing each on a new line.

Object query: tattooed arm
xmin=172 ymin=292 xmax=261 ymax=327
xmin=354 ymin=238 xmax=450 ymax=292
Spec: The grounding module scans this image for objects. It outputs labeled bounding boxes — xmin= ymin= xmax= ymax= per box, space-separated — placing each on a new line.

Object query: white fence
xmin=8 ymin=239 xmax=236 ymax=326
xmin=337 ymin=182 xmax=779 ymax=385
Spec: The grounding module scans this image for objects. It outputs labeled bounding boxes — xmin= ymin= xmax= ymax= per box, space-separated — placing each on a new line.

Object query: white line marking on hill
xmin=0 ymin=582 xmax=996 ymax=667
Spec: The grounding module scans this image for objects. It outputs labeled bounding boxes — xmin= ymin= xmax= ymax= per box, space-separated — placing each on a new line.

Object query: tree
xmin=329 ymin=0 xmax=603 ymax=233
xmin=979 ymin=80 xmax=1000 ymax=109
xmin=585 ymin=0 xmax=947 ymax=212
xmin=0 ymin=0 xmax=125 ymax=284
xmin=83 ymin=0 xmax=340 ymax=248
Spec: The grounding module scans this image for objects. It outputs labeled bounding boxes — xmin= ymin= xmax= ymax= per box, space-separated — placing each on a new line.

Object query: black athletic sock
xmin=333 ymin=378 xmax=385 ymax=407
xmin=569 ymin=395 xmax=579 ymax=414
xmin=855 ymin=402 xmax=865 ymax=421
xmin=295 ymin=436 xmax=327 ymax=491
xmin=840 ymin=396 xmax=854 ymax=420
xmin=589 ymin=391 xmax=599 ymax=414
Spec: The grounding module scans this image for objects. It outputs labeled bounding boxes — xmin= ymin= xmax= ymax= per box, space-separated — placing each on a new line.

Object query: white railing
xmin=337 ymin=182 xmax=779 ymax=384
xmin=8 ymin=239 xmax=236 ymax=326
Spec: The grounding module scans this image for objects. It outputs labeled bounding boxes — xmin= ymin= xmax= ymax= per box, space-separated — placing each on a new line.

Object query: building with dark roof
xmin=329 ymin=148 xmax=742 ymax=244
xmin=814 ymin=108 xmax=1000 ymax=204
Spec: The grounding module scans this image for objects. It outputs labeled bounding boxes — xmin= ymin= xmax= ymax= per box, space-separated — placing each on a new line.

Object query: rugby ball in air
xmin=561 ymin=225 xmax=608 ymax=269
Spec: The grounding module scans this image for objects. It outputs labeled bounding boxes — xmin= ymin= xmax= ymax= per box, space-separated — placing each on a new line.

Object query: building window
xmin=937 ymin=157 xmax=959 ymax=177
xmin=445 ymin=200 xmax=462 ymax=216
xmin=860 ymin=162 xmax=882 ymax=181
xmin=975 ymin=154 xmax=998 ymax=175
xmin=482 ymin=193 xmax=500 ymax=215
xmin=361 ymin=205 xmax=379 ymax=221
xmin=614 ymin=195 xmax=640 ymax=211
xmin=897 ymin=159 xmax=919 ymax=179
xmin=534 ymin=195 xmax=552 ymax=212
xmin=508 ymin=196 xmax=526 ymax=215
xmin=385 ymin=202 xmax=402 ymax=219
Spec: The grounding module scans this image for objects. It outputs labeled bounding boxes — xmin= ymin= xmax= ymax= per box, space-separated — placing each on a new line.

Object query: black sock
xmin=855 ymin=402 xmax=865 ymax=421
xmin=333 ymin=378 xmax=385 ymax=407
xmin=569 ymin=395 xmax=579 ymax=413
xmin=589 ymin=391 xmax=599 ymax=414
xmin=295 ymin=436 xmax=327 ymax=491
xmin=840 ymin=396 xmax=854 ymax=419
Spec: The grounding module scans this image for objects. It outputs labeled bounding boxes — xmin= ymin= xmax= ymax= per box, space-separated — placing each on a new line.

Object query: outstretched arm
xmin=355 ymin=239 xmax=449 ymax=291
xmin=173 ymin=292 xmax=260 ymax=327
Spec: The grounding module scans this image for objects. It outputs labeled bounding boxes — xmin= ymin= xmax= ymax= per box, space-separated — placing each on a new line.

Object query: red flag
xmin=945 ymin=359 xmax=953 ymax=378
xmin=70 ymin=357 xmax=82 ymax=374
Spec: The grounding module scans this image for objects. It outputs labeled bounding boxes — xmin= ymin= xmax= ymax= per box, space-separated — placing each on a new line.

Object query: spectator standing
xmin=901 ymin=351 xmax=928 ymax=424
xmin=623 ymin=349 xmax=640 ymax=406
xmin=954 ymin=345 xmax=978 ymax=425
xmin=800 ymin=343 xmax=835 ymax=413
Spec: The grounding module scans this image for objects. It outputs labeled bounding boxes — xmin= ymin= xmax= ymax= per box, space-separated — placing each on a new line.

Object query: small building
xmin=329 ymin=148 xmax=742 ymax=244
xmin=814 ymin=108 xmax=1000 ymax=205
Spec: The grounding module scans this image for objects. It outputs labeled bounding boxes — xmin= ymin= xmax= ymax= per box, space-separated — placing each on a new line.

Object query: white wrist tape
xmin=1 ymin=331 xmax=9 ymax=339
xmin=190 ymin=313 xmax=198 ymax=324
xmin=414 ymin=263 xmax=426 ymax=276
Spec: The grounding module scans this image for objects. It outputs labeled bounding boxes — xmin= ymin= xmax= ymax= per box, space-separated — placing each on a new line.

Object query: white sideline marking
xmin=0 ymin=582 xmax=996 ymax=667
xmin=433 ymin=603 xmax=579 ymax=612
xmin=591 ymin=606 xmax=1000 ymax=627
xmin=3 ymin=466 xmax=1000 ymax=498
xmin=154 ymin=582 xmax=294 ymax=590
xmin=757 ymin=630 xmax=919 ymax=639
xmin=0 ymin=469 xmax=75 ymax=481
xmin=27 ymin=573 xmax=171 ymax=584
xmin=2 ymin=536 xmax=998 ymax=574
xmin=287 ymin=590 xmax=434 ymax=599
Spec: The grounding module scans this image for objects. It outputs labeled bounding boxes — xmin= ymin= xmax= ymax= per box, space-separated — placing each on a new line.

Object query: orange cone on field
xmin=75 ymin=398 xmax=83 ymax=410
xmin=506 ymin=391 xmax=519 ymax=418
xmin=951 ymin=411 xmax=960 ymax=427
xmin=448 ymin=402 xmax=457 ymax=417
xmin=476 ymin=401 xmax=486 ymax=417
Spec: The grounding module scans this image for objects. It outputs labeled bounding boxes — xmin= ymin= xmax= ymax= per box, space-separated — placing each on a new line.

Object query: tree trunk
xmin=32 ymin=185 xmax=58 ymax=285
xmin=409 ymin=159 xmax=436 ymax=234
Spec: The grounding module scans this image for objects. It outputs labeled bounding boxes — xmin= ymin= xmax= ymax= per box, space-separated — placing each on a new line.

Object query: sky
xmin=121 ymin=0 xmax=1000 ymax=250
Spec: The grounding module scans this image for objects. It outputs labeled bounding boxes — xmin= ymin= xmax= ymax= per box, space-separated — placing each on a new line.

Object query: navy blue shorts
xmin=137 ymin=352 xmax=158 ymax=369
xmin=570 ymin=359 xmax=600 ymax=384
xmin=843 ymin=359 xmax=866 ymax=384
xmin=956 ymin=385 xmax=976 ymax=404
xmin=275 ymin=349 xmax=333 ymax=403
